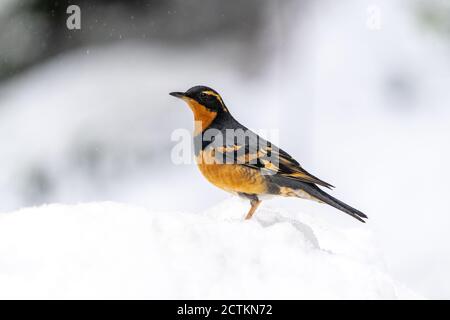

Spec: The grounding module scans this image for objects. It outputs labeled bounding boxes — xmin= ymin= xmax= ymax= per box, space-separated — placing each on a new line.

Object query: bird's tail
xmin=290 ymin=181 xmax=368 ymax=223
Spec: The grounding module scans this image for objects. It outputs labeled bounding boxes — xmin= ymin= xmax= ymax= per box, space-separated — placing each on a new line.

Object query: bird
xmin=170 ymin=86 xmax=367 ymax=223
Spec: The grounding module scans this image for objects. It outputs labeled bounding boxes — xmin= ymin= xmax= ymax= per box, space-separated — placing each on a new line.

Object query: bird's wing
xmin=268 ymin=146 xmax=334 ymax=189
xmin=210 ymin=127 xmax=334 ymax=189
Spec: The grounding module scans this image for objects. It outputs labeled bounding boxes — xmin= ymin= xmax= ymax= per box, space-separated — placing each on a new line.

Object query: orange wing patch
xmin=242 ymin=144 xmax=334 ymax=189
xmin=277 ymin=155 xmax=334 ymax=188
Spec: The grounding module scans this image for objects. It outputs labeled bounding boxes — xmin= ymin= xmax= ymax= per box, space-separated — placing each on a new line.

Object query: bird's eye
xmin=200 ymin=92 xmax=207 ymax=98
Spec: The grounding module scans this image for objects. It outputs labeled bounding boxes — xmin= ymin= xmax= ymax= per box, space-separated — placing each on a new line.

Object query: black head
xmin=170 ymin=85 xmax=228 ymax=113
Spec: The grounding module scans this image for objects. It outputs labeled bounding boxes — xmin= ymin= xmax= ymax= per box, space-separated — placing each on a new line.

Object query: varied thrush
xmin=170 ymin=86 xmax=367 ymax=222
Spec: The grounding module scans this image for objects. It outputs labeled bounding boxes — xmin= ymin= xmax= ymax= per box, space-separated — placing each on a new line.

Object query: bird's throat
xmin=184 ymin=98 xmax=218 ymax=136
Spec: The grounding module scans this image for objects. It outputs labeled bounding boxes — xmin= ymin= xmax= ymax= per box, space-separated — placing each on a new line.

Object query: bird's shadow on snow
xmin=203 ymin=197 xmax=339 ymax=254
xmin=254 ymin=208 xmax=321 ymax=250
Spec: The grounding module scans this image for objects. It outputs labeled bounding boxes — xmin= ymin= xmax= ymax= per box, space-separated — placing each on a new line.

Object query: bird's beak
xmin=169 ymin=91 xmax=186 ymax=99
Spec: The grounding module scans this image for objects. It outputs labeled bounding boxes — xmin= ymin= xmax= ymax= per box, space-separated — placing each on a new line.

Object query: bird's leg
xmin=245 ymin=198 xmax=262 ymax=220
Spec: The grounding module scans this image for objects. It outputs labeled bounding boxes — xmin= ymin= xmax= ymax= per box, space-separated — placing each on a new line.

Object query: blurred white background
xmin=1 ymin=0 xmax=449 ymax=298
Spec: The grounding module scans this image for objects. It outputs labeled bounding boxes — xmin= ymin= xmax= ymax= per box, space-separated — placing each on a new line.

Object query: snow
xmin=0 ymin=199 xmax=418 ymax=299
xmin=0 ymin=0 xmax=448 ymax=300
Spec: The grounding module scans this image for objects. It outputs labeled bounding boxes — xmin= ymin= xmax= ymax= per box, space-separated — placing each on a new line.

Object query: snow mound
xmin=0 ymin=199 xmax=418 ymax=299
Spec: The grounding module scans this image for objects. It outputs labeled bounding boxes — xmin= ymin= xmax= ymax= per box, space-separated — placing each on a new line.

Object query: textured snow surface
xmin=0 ymin=199 xmax=419 ymax=299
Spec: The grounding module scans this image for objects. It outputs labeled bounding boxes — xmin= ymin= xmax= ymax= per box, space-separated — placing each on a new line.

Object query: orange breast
xmin=196 ymin=151 xmax=268 ymax=195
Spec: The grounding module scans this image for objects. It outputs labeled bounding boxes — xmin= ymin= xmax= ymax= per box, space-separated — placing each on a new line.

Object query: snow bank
xmin=0 ymin=199 xmax=418 ymax=299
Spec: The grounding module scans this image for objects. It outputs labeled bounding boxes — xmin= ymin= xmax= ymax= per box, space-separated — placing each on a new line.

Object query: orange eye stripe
xmin=202 ymin=90 xmax=228 ymax=112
